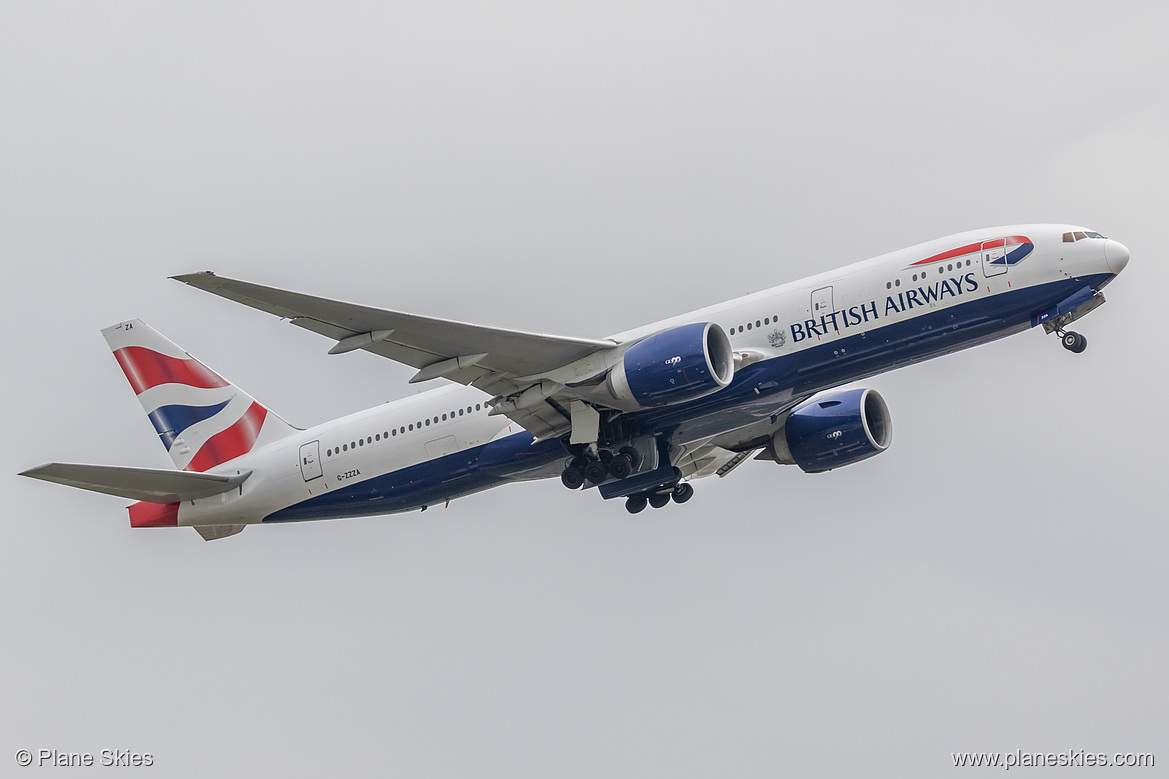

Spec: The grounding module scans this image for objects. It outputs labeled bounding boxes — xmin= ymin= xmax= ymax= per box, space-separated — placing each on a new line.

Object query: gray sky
xmin=3 ymin=2 xmax=1166 ymax=776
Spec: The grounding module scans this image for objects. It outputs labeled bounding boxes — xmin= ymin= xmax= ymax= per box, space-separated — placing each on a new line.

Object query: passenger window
xmin=442 ymin=413 xmax=447 ymax=421
xmin=755 ymin=320 xmax=761 ymax=328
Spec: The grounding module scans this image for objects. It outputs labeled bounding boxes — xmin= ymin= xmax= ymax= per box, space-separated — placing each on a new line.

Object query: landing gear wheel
xmin=618 ymin=446 xmax=642 ymax=471
xmin=625 ymin=496 xmax=648 ymax=514
xmin=607 ymin=453 xmax=633 ymax=480
xmin=584 ymin=460 xmax=609 ymax=485
xmin=1061 ymin=331 xmax=1087 ymax=353
xmin=672 ymin=482 xmax=694 ymax=504
xmin=560 ymin=466 xmax=585 ymax=490
xmin=648 ymin=492 xmax=671 ymax=509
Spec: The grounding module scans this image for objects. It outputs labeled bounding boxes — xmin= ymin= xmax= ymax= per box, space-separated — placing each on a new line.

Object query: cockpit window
xmin=1063 ymin=230 xmax=1106 ymax=242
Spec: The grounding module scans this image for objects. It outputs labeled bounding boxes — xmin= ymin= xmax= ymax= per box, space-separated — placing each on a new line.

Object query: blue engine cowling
xmin=607 ymin=322 xmax=735 ymax=408
xmin=768 ymin=388 xmax=892 ymax=473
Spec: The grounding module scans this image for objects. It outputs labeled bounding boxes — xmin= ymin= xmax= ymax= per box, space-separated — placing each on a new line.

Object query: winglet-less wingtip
xmin=170 ymin=271 xmax=217 ymax=283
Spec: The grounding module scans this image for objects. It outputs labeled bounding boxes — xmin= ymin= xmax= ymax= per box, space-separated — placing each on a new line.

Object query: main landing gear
xmin=560 ymin=441 xmax=694 ymax=514
xmin=560 ymin=446 xmax=642 ymax=490
xmin=624 ymin=482 xmax=694 ymax=514
xmin=1060 ymin=330 xmax=1088 ymax=354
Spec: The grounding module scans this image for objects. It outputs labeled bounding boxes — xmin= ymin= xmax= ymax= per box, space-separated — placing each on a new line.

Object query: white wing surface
xmin=172 ymin=272 xmax=620 ymax=439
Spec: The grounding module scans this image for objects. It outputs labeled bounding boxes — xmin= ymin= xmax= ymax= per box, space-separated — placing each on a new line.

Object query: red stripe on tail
xmin=113 ymin=346 xmax=229 ymax=395
xmin=185 ymin=402 xmax=268 ymax=472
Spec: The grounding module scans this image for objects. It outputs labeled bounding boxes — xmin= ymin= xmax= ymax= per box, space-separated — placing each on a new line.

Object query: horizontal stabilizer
xmin=20 ymin=463 xmax=251 ymax=503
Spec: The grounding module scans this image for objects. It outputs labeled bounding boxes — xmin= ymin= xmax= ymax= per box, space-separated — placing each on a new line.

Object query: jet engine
xmin=606 ymin=322 xmax=734 ymax=408
xmin=765 ymin=388 xmax=892 ymax=473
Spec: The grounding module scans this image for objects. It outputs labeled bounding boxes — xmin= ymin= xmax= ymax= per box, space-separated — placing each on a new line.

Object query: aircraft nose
xmin=1105 ymin=239 xmax=1130 ymax=274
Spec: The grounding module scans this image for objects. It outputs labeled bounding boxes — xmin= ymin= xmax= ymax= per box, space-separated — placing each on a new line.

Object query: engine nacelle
xmin=767 ymin=388 xmax=892 ymax=473
xmin=607 ymin=322 xmax=734 ymax=408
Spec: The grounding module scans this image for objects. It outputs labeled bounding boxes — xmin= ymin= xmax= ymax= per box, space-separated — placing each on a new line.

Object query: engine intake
xmin=767 ymin=388 xmax=892 ymax=473
xmin=607 ymin=322 xmax=734 ymax=408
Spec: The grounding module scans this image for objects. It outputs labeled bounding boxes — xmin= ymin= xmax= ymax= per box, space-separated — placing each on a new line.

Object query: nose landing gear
xmin=1060 ymin=330 xmax=1088 ymax=354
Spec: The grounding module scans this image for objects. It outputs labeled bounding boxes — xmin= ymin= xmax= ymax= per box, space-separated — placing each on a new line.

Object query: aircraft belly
xmin=262 ymin=433 xmax=565 ymax=523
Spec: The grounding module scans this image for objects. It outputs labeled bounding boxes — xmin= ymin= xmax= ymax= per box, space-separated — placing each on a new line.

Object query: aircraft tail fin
xmin=102 ymin=319 xmax=298 ymax=471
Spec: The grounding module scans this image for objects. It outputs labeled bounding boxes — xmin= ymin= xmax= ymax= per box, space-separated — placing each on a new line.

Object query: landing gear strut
xmin=1060 ymin=330 xmax=1088 ymax=354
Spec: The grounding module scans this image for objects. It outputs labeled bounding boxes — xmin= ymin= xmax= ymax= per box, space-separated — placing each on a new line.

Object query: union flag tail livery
xmin=21 ymin=224 xmax=1129 ymax=540
xmin=102 ymin=319 xmax=297 ymax=471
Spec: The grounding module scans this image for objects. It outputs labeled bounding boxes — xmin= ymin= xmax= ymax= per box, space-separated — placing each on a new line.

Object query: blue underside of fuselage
xmin=263 ymin=272 xmax=1114 ymax=523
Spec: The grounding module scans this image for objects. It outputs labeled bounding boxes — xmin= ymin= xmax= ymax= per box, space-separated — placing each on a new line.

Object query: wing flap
xmin=20 ymin=463 xmax=251 ymax=503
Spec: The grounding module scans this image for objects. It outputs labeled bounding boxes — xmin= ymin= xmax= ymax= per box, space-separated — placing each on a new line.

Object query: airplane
xmin=20 ymin=224 xmax=1129 ymax=540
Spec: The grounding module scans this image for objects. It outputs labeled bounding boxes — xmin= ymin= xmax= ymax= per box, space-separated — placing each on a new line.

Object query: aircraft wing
xmin=172 ymin=272 xmax=620 ymax=439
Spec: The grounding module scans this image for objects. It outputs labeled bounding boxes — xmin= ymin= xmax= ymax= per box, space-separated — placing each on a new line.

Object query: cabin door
xmin=299 ymin=441 xmax=323 ymax=482
xmin=981 ymin=242 xmax=1007 ymax=278
xmin=811 ymin=286 xmax=834 ymax=318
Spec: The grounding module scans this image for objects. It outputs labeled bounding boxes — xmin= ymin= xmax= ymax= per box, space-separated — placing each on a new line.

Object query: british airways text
xmin=790 ymin=272 xmax=979 ymax=343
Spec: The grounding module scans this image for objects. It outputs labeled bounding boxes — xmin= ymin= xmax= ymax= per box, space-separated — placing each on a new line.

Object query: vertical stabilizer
xmin=103 ymin=319 xmax=297 ymax=471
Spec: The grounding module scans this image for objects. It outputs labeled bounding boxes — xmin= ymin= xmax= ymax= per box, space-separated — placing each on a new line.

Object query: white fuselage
xmin=178 ymin=224 xmax=1125 ymax=527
